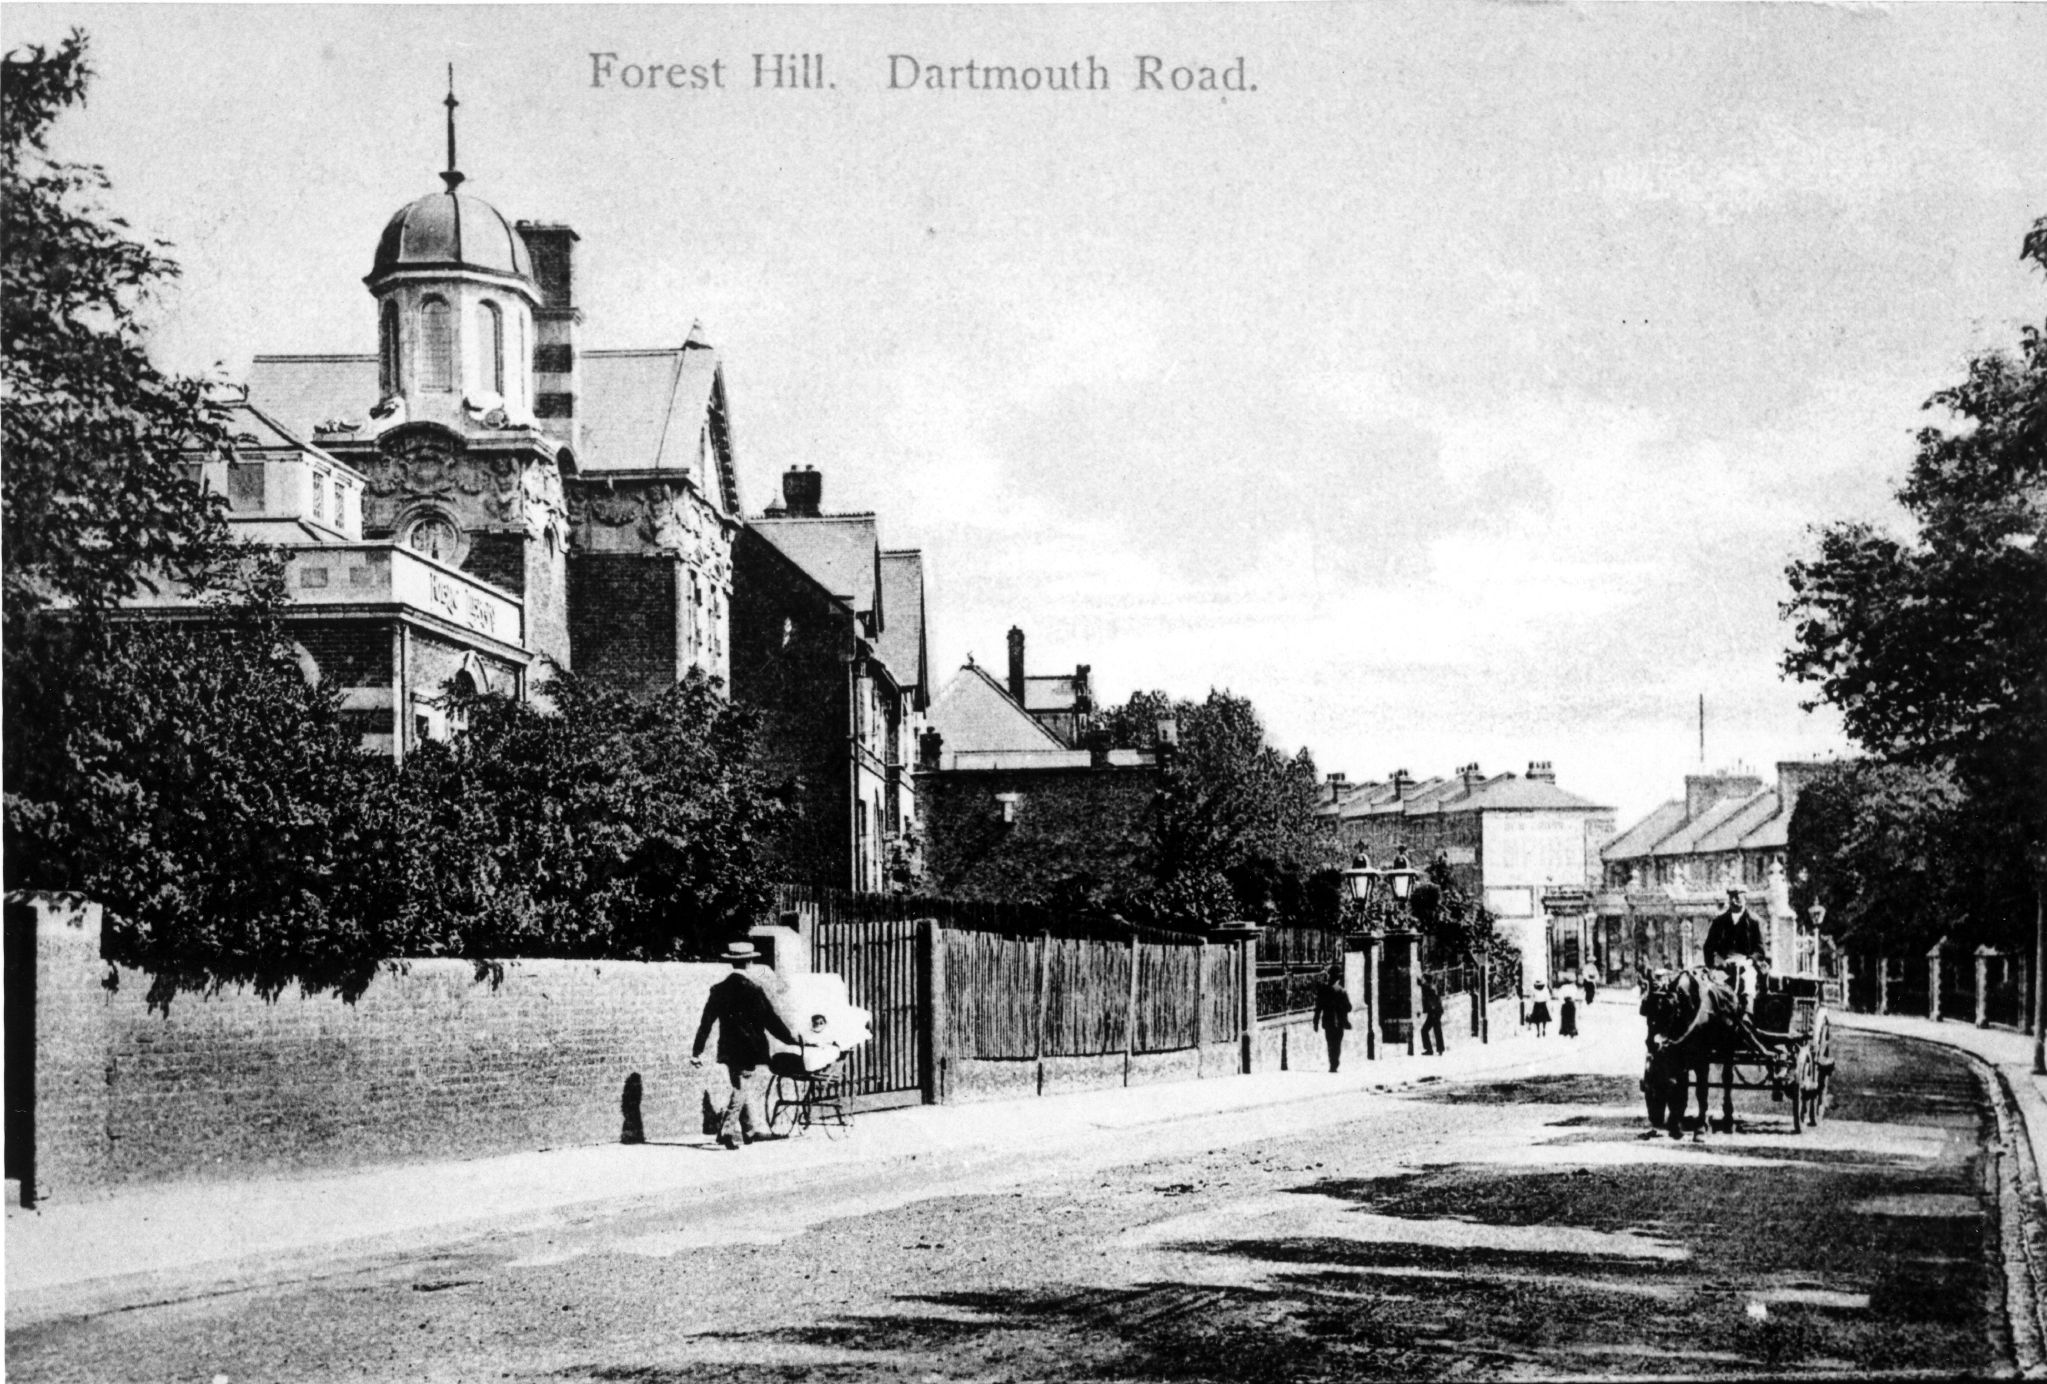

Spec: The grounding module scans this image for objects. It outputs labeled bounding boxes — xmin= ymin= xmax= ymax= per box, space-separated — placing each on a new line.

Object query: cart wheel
xmin=766 ymin=1077 xmax=800 ymax=1137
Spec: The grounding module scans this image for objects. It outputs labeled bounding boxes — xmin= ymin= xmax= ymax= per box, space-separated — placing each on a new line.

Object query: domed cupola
xmin=365 ymin=72 xmax=540 ymax=432
xmin=370 ymin=188 xmax=535 ymax=289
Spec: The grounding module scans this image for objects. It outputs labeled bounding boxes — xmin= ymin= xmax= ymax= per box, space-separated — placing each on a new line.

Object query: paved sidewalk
xmin=5 ymin=998 xmax=1582 ymax=1323
xmin=1835 ymin=1008 xmax=2047 ymax=1169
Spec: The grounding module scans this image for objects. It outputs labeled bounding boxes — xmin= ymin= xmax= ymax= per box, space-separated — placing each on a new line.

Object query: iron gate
xmin=811 ymin=914 xmax=928 ymax=1109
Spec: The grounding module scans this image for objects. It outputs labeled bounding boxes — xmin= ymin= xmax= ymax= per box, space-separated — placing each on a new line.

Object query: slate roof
xmin=1649 ymin=793 xmax=1762 ymax=858
xmin=877 ymin=550 xmax=928 ymax=709
xmin=751 ymin=515 xmax=882 ymax=621
xmin=1693 ymin=791 xmax=1783 ymax=854
xmin=246 ymin=337 xmax=744 ymax=516
xmin=1601 ymin=801 xmax=1688 ymax=862
xmin=927 ymin=663 xmax=1067 ymax=760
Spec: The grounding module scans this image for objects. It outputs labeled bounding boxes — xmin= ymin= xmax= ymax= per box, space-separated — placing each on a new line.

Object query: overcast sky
xmin=10 ymin=3 xmax=2046 ymax=824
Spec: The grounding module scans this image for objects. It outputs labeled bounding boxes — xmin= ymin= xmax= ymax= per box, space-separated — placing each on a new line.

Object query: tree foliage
xmin=348 ymin=667 xmax=788 ymax=970
xmin=6 ymin=577 xmax=384 ymax=1008
xmin=1107 ymin=689 xmax=1337 ymax=927
xmin=1786 ymin=760 xmax=2033 ymax=956
xmin=2 ymin=31 xmax=239 ymax=630
xmin=1782 ymin=215 xmax=2047 ymax=944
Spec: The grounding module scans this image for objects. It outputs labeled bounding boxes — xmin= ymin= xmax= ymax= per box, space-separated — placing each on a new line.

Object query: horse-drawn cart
xmin=1641 ymin=972 xmax=1835 ymax=1137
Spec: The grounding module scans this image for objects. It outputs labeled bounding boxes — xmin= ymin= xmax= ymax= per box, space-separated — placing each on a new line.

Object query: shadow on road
xmin=571 ymin=1033 xmax=1999 ymax=1381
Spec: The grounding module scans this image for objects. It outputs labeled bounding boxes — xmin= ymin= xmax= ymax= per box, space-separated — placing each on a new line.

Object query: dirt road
xmin=9 ymin=1022 xmax=2011 ymax=1381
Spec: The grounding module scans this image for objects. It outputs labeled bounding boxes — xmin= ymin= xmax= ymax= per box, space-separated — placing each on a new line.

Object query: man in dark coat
xmin=691 ymin=940 xmax=797 ymax=1148
xmin=1311 ymin=964 xmax=1353 ymax=1073
xmin=1703 ymin=885 xmax=1767 ymax=1017
xmin=1419 ymin=975 xmax=1446 ymax=1056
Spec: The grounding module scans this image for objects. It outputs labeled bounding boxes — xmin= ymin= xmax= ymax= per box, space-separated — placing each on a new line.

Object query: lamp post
xmin=1383 ymin=853 xmax=1421 ymax=1055
xmin=1342 ymin=859 xmax=1383 ymax=1060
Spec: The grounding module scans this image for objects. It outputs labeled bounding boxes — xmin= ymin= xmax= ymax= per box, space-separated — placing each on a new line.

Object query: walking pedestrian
xmin=1580 ymin=965 xmax=1598 ymax=1006
xmin=690 ymin=940 xmax=797 ymax=1149
xmin=1529 ymin=980 xmax=1552 ymax=1038
xmin=1559 ymin=989 xmax=1579 ymax=1038
xmin=1419 ymin=974 xmax=1446 ymax=1056
xmin=1312 ymin=963 xmax=1352 ymax=1072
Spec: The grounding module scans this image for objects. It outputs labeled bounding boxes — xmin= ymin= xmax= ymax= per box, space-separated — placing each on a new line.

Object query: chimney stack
xmin=1390 ymin=768 xmax=1410 ymax=800
xmin=1007 ymin=626 xmax=1026 ymax=704
xmin=1527 ymin=760 xmax=1556 ymax=782
xmin=778 ymin=466 xmax=822 ymax=518
xmin=1459 ymin=762 xmax=1484 ymax=794
xmin=917 ymin=727 xmax=944 ymax=771
xmin=518 ymin=223 xmax=581 ymax=453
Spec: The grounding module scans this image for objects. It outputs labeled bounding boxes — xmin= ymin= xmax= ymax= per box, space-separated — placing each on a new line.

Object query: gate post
xmin=1928 ymin=940 xmax=1944 ymax=1023
xmin=1363 ymin=932 xmax=1381 ymax=1061
xmin=1976 ymin=947 xmax=1995 ymax=1029
xmin=919 ymin=919 xmax=944 ymax=1104
xmin=1479 ymin=953 xmax=1491 ymax=1045
xmin=1122 ymin=932 xmax=1139 ymax=1087
xmin=1878 ymin=956 xmax=1890 ymax=1015
xmin=1033 ymin=930 xmax=1049 ymax=1095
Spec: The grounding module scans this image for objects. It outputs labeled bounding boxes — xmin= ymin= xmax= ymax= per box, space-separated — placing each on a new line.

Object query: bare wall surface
xmin=26 ymin=900 xmax=726 ymax=1200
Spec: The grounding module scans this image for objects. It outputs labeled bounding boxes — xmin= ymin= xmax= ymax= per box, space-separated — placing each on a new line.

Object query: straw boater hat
xmin=721 ymin=940 xmax=760 ymax=964
xmin=1727 ymin=885 xmax=1747 ymax=898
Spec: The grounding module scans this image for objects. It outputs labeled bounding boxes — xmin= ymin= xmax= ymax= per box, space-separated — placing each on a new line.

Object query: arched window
xmin=511 ymin=312 xmax=525 ymax=408
xmin=420 ymin=296 xmax=453 ymax=391
xmin=477 ymin=300 xmax=504 ymax=396
xmin=378 ymin=300 xmax=401 ymax=395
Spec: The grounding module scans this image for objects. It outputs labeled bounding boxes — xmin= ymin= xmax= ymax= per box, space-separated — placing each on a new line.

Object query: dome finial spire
xmin=441 ymin=64 xmax=465 ymax=193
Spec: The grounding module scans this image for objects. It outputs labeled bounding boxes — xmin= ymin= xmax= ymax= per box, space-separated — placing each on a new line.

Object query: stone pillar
xmin=1928 ymin=940 xmax=1944 ymax=1023
xmin=1976 ymin=947 xmax=1995 ymax=1029
xmin=1362 ymin=933 xmax=1381 ymax=1061
xmin=1878 ymin=956 xmax=1890 ymax=1016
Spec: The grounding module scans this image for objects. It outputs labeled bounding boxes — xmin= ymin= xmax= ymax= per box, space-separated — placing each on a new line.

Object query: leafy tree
xmin=6 ymin=573 xmax=390 ymax=1008
xmin=1106 ymin=689 xmax=1338 ymax=927
xmin=347 ymin=667 xmax=788 ymax=965
xmin=3 ymin=32 xmax=374 ymax=1009
xmin=1781 ymin=215 xmax=2047 ymax=955
xmin=2 ymin=31 xmax=240 ymax=632
xmin=1786 ymin=760 xmax=2033 ymax=958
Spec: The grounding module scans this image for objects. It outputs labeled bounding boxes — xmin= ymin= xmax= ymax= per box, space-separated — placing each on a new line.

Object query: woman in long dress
xmin=1528 ymin=980 xmax=1552 ymax=1037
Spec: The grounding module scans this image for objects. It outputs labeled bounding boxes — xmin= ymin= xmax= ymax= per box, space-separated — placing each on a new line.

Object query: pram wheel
xmin=766 ymin=1075 xmax=802 ymax=1137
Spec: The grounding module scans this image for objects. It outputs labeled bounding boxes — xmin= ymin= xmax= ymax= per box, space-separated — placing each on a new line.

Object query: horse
xmin=1638 ymin=967 xmax=1744 ymax=1140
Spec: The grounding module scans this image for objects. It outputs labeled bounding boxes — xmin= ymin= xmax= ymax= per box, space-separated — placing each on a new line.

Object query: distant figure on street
xmin=1419 ymin=974 xmax=1446 ymax=1056
xmin=1312 ymin=963 xmax=1352 ymax=1072
xmin=691 ymin=940 xmax=797 ymax=1148
xmin=1528 ymin=980 xmax=1552 ymax=1037
xmin=1705 ymin=885 xmax=1768 ymax=1018
xmin=1559 ymin=990 xmax=1579 ymax=1038
xmin=1580 ymin=966 xmax=1598 ymax=1006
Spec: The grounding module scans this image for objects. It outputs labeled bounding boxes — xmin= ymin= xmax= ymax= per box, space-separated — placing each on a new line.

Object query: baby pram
xmin=765 ymin=972 xmax=871 ymax=1138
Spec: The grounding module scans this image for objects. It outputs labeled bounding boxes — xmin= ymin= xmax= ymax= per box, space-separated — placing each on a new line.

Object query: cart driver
xmin=1704 ymin=885 xmax=1767 ymax=1019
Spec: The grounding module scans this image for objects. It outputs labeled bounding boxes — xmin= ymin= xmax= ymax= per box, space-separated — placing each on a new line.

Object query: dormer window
xmin=420 ymin=296 xmax=454 ymax=391
xmin=379 ymin=300 xmax=401 ymax=395
xmin=477 ymin=300 xmax=504 ymax=396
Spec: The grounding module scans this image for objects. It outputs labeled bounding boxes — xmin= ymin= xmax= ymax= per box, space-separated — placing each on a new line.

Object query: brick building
xmin=184 ymin=118 xmax=743 ymax=753
xmin=1594 ymin=762 xmax=1831 ymax=983
xmin=1318 ymin=762 xmax=1615 ymax=989
xmin=730 ymin=468 xmax=928 ymax=892
xmin=916 ymin=659 xmax=1159 ymax=901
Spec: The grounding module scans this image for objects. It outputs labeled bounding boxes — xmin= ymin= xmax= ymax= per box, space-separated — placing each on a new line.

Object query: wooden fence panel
xmin=1204 ymin=944 xmax=1242 ymax=1045
xmin=1043 ymin=936 xmax=1131 ymax=1058
xmin=1134 ymin=941 xmax=1201 ymax=1053
xmin=943 ymin=928 xmax=1037 ymax=1059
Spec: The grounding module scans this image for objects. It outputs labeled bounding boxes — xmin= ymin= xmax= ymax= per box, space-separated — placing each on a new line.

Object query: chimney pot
xmin=1007 ymin=627 xmax=1026 ymax=704
xmin=780 ymin=467 xmax=823 ymax=517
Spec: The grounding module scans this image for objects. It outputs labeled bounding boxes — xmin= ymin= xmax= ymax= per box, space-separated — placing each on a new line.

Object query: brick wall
xmin=19 ymin=899 xmax=740 ymax=1201
xmin=568 ymin=553 xmax=681 ymax=696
